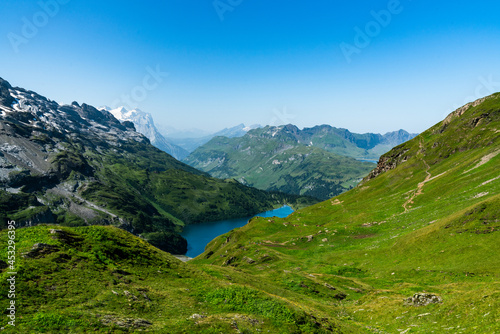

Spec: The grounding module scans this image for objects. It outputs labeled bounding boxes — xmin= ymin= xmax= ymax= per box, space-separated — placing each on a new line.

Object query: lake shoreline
xmin=181 ymin=205 xmax=294 ymax=258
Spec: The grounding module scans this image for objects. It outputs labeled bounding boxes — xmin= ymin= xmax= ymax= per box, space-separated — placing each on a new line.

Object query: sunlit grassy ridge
xmin=194 ymin=94 xmax=500 ymax=332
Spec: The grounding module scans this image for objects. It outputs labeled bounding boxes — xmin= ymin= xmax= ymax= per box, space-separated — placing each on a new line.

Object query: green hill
xmin=194 ymin=94 xmax=500 ymax=332
xmin=0 ymin=225 xmax=342 ymax=333
xmin=184 ymin=125 xmax=377 ymax=200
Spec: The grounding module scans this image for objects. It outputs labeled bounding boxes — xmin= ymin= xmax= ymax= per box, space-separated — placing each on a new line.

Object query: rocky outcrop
xmin=100 ymin=316 xmax=152 ymax=329
xmin=361 ymin=144 xmax=411 ymax=183
xmin=22 ymin=243 xmax=59 ymax=258
xmin=442 ymin=96 xmax=490 ymax=127
xmin=404 ymin=293 xmax=443 ymax=306
xmin=0 ymin=78 xmax=15 ymax=107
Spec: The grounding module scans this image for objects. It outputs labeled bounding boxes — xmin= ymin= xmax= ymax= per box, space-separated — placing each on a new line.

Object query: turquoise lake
xmin=181 ymin=205 xmax=294 ymax=258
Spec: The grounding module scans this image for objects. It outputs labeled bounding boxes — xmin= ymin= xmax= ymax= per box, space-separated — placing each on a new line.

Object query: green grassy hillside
xmin=0 ymin=94 xmax=498 ymax=333
xmin=0 ymin=225 xmax=348 ymax=333
xmin=184 ymin=129 xmax=375 ymax=200
xmin=193 ymin=94 xmax=500 ymax=332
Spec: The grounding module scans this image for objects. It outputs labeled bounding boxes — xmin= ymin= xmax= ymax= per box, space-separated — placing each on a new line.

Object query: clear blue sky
xmin=1 ymin=0 xmax=500 ymax=134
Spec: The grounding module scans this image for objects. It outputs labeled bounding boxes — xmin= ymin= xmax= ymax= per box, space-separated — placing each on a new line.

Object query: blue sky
xmin=1 ymin=0 xmax=500 ymax=134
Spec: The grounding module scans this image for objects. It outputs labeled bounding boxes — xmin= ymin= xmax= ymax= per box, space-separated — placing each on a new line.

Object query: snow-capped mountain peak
xmin=100 ymin=106 xmax=189 ymax=160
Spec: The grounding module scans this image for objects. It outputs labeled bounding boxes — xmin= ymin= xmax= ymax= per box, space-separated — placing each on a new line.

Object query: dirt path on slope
xmin=402 ymin=140 xmax=446 ymax=212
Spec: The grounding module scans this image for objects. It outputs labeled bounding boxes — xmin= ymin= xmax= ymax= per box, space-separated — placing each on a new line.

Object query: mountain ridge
xmin=101 ymin=106 xmax=190 ymax=160
xmin=0 ymin=77 xmax=313 ymax=254
xmin=184 ymin=124 xmax=416 ymax=200
xmin=166 ymin=123 xmax=262 ymax=153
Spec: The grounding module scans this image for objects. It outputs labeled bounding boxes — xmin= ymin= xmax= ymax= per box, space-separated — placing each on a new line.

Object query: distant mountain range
xmin=165 ymin=123 xmax=261 ymax=153
xmin=184 ymin=124 xmax=415 ymax=200
xmin=100 ymin=106 xmax=190 ymax=160
xmin=254 ymin=124 xmax=418 ymax=160
xmin=0 ymin=77 xmax=312 ymax=254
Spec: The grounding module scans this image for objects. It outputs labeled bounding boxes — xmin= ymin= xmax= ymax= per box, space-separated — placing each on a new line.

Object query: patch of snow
xmin=478 ymin=175 xmax=500 ymax=187
xmin=109 ymin=106 xmax=128 ymax=121
xmin=464 ymin=149 xmax=500 ymax=173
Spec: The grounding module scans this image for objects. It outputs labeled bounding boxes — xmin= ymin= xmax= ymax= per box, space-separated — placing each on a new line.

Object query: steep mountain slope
xmin=184 ymin=127 xmax=376 ymax=200
xmin=0 ymin=78 xmax=311 ymax=254
xmin=193 ymin=94 xmax=500 ymax=332
xmin=102 ymin=106 xmax=190 ymax=160
xmin=168 ymin=123 xmax=261 ymax=153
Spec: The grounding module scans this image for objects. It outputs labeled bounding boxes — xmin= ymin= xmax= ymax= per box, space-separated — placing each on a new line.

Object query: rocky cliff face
xmin=0 ymin=78 xmax=152 ymax=227
xmin=362 ymin=144 xmax=411 ymax=182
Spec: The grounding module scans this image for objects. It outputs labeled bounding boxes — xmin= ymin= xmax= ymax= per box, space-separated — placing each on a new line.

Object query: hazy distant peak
xmin=96 ymin=105 xmax=188 ymax=159
xmin=243 ymin=124 xmax=261 ymax=132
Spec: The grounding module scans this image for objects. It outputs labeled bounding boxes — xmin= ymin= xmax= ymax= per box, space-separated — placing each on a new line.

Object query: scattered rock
xmin=49 ymin=229 xmax=82 ymax=244
xmin=141 ymin=292 xmax=151 ymax=301
xmin=417 ymin=312 xmax=431 ymax=317
xmin=49 ymin=229 xmax=64 ymax=234
xmin=189 ymin=314 xmax=206 ymax=320
xmin=137 ymin=289 xmax=151 ymax=301
xmin=324 ymin=283 xmax=336 ymax=290
xmin=347 ymin=287 xmax=364 ymax=293
xmin=307 ymin=235 xmax=314 ymax=242
xmin=333 ymin=292 xmax=347 ymax=300
xmin=101 ymin=316 xmax=152 ymax=329
xmin=22 ymin=243 xmax=59 ymax=258
xmin=242 ymin=256 xmax=255 ymax=264
xmin=404 ymin=293 xmax=442 ymax=306
xmin=321 ymin=238 xmax=328 ymax=242
xmin=223 ymin=256 xmax=236 ymax=266
xmin=123 ymin=290 xmax=137 ymax=300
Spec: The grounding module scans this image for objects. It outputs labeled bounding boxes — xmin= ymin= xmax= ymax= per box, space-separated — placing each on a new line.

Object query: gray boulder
xmin=404 ymin=293 xmax=442 ymax=306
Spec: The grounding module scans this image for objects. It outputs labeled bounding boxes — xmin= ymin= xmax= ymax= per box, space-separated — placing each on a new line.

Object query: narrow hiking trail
xmin=402 ymin=140 xmax=432 ymax=212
